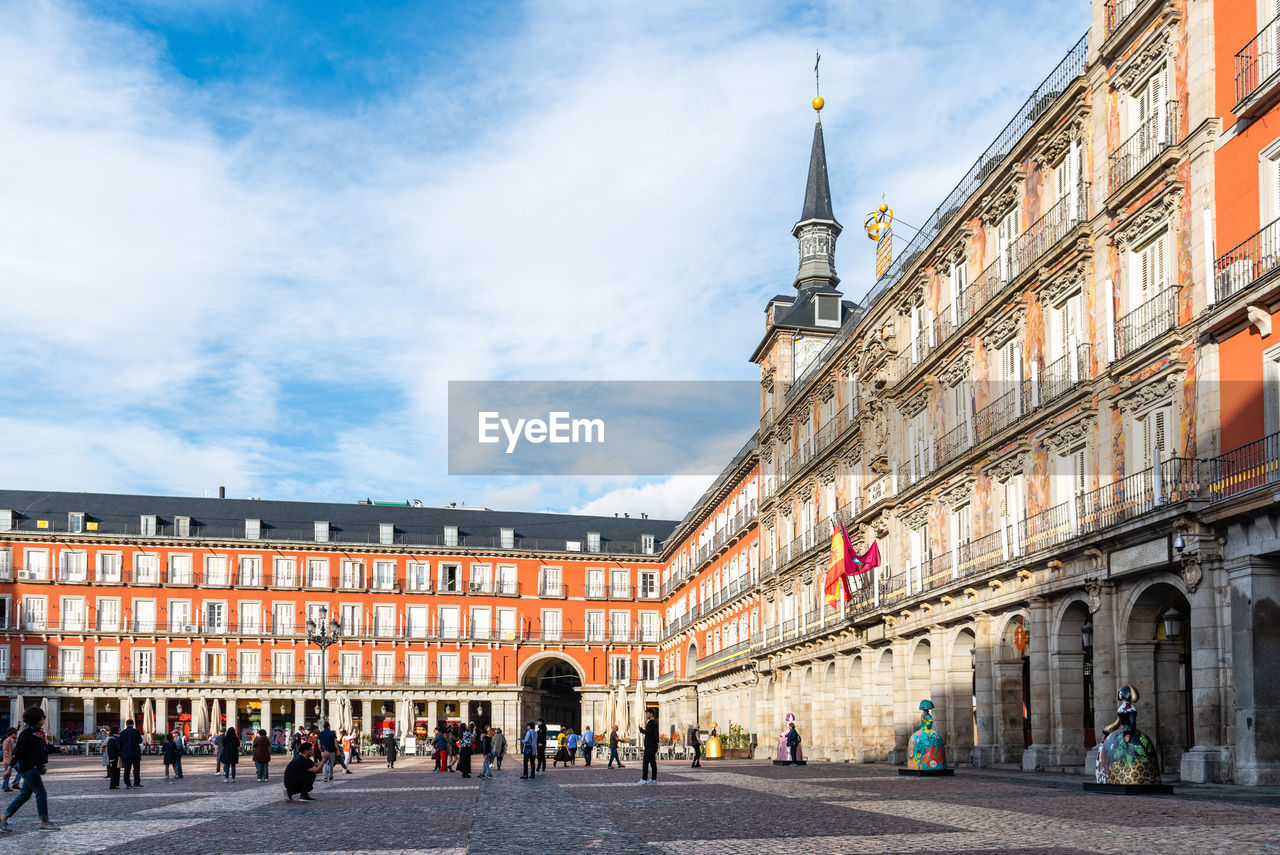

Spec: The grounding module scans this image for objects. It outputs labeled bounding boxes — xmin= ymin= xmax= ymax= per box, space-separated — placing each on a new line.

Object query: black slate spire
xmin=799 ymin=117 xmax=838 ymax=226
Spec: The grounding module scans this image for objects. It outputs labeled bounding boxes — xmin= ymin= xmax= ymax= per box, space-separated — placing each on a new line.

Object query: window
xmin=469 ymin=607 xmax=490 ymax=640
xmin=205 ymin=555 xmax=229 ymax=586
xmin=586 ymin=610 xmax=605 ymax=641
xmin=21 ymin=596 xmax=47 ymax=630
xmin=951 ymin=504 xmax=972 ymax=553
xmin=999 ymin=473 xmax=1026 ymax=523
xmin=0 ymin=510 xmax=11 ymax=532
xmin=23 ymin=549 xmax=49 ymax=581
xmin=174 ymin=516 xmax=190 ymax=537
xmin=1131 ymin=405 xmax=1173 ymax=473
xmin=438 ymin=562 xmax=461 ymax=592
xmin=610 ymin=610 xmax=630 ymax=642
xmin=373 ymin=560 xmax=396 ymax=591
xmin=1130 ymin=230 xmax=1169 ymax=310
xmin=639 ymin=657 xmax=658 ymax=683
xmin=237 ymin=651 xmax=259 ymax=683
xmin=134 ymin=649 xmax=156 ymax=681
xmin=587 ymin=532 xmax=601 ymax=553
xmin=500 ymin=527 xmax=514 ymax=549
xmin=340 ymin=652 xmax=361 ymax=683
xmin=540 ymin=609 xmax=562 ymax=641
xmin=497 ymin=608 xmax=517 ymax=640
xmin=0 ymin=549 xmax=10 ymax=580
xmin=0 ymin=596 xmax=10 ymax=630
xmin=373 ymin=652 xmax=394 ymax=685
xmin=439 ymin=653 xmax=460 ymax=684
xmin=167 ymin=554 xmax=191 ymax=585
xmin=407 ymin=561 xmax=430 ymax=592
xmin=469 ymin=653 xmax=490 ymax=685
xmin=339 ymin=560 xmax=363 ymax=589
xmin=610 ymin=655 xmax=630 ymax=684
xmin=240 ymin=601 xmax=262 ymax=634
xmin=439 ymin=606 xmax=460 ymax=639
xmin=170 ymin=649 xmax=191 ymax=681
xmin=306 ymin=559 xmax=329 ymax=588
xmin=339 ymin=603 xmax=361 ymax=635
xmin=203 ymin=601 xmax=226 ymax=634
xmin=96 ymin=598 xmax=121 ymax=632
xmin=140 ymin=515 xmax=157 ymax=537
xmin=272 ymin=603 xmax=293 ymax=635
xmin=238 ymin=556 xmax=262 ymax=586
xmin=1261 ymin=138 xmax=1280 ymax=226
xmin=641 ymin=534 xmax=655 ymax=554
xmin=998 ymin=207 xmax=1021 ymax=281
xmin=407 ymin=653 xmax=428 ymax=684
xmin=68 ymin=512 xmax=84 ymax=534
xmin=134 ymin=553 xmax=159 ymax=584
xmin=96 ymin=648 xmax=118 ymax=682
xmin=314 ymin=521 xmax=330 ymax=542
xmin=245 ymin=519 xmax=261 ymax=539
xmin=1050 ymin=291 xmax=1083 ymax=363
xmin=273 ymin=557 xmax=296 ymax=587
xmin=587 ymin=568 xmax=605 ymax=598
xmin=610 ymin=569 xmax=630 ymax=598
xmin=133 ymin=599 xmax=156 ymax=632
xmin=469 ymin=563 xmax=492 ymax=593
xmin=169 ymin=600 xmax=192 ymax=633
xmin=373 ymin=604 xmax=395 ymax=637
xmin=639 ymin=612 xmax=659 ymax=642
xmin=496 ymin=564 xmax=517 ymax=595
xmin=272 ymin=651 xmax=293 ymax=684
xmin=379 ymin=523 xmax=395 ymax=546
xmin=1133 ymin=66 xmax=1168 ymax=151
xmin=305 ymin=651 xmax=322 ymax=682
xmin=444 ymin=526 xmax=459 ymax=547
xmin=60 ymin=551 xmax=87 ymax=582
xmin=638 ymin=571 xmax=657 ymax=599
xmin=540 ymin=566 xmax=563 ymax=597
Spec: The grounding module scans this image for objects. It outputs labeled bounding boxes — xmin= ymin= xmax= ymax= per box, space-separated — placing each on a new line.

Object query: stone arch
xmin=1119 ymin=575 xmax=1192 ymax=774
xmin=519 ymin=653 xmax=584 ymax=733
xmin=992 ymin=608 xmax=1032 ymax=762
xmin=873 ymin=646 xmax=895 ymax=760
xmin=516 ymin=651 xmax=586 ymax=686
xmin=1049 ymin=597 xmax=1094 ymax=766
xmin=946 ymin=626 xmax=978 ymax=762
xmin=685 ymin=641 xmax=699 ymax=678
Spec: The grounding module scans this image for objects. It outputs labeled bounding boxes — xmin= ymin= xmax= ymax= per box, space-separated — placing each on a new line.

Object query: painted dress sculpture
xmin=1095 ymin=685 xmax=1160 ymax=785
xmin=776 ymin=713 xmax=803 ymax=763
xmin=907 ymin=700 xmax=947 ymax=771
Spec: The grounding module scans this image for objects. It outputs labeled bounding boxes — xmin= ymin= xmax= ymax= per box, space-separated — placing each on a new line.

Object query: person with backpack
xmin=581 ymin=726 xmax=594 ymax=766
xmin=252 ymin=729 xmax=272 ymax=782
xmin=291 ymin=729 xmax=303 ymax=757
xmin=520 ymin=722 xmax=537 ymax=781
xmin=553 ymin=729 xmax=569 ymax=767
xmin=161 ymin=733 xmax=182 ymax=782
xmin=0 ymin=705 xmax=58 ymax=832
xmin=479 ymin=726 xmax=494 ymax=778
xmin=785 ymin=722 xmax=802 ymax=765
xmin=219 ymin=727 xmax=240 ymax=782
xmin=104 ymin=727 xmax=122 ymax=789
xmin=689 ymin=726 xmax=702 ymax=768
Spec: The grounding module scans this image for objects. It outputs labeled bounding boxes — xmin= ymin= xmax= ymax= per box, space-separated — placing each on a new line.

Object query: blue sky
xmin=0 ymin=0 xmax=1089 ymax=520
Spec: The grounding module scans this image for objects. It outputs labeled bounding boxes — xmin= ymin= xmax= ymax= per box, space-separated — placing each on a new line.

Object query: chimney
xmin=219 ymin=486 xmax=226 ymax=499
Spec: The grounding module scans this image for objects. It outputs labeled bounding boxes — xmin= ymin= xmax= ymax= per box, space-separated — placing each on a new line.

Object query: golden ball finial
xmin=878 ymin=202 xmax=888 ymax=214
xmin=812 ymin=96 xmax=824 ymax=111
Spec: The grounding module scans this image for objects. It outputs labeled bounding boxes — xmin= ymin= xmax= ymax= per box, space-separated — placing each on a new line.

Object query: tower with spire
xmin=793 ymin=103 xmax=842 ymax=291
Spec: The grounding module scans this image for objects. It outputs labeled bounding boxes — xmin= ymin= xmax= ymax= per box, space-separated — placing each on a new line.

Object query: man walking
xmin=689 ymin=725 xmax=702 ymax=768
xmin=535 ymin=719 xmax=548 ymax=775
xmin=639 ymin=709 xmax=658 ymax=785
xmin=520 ymin=723 xmax=537 ymax=781
xmin=104 ymin=727 xmax=121 ymax=789
xmin=607 ymin=725 xmax=625 ymax=769
xmin=252 ymin=729 xmax=272 ymax=782
xmin=119 ymin=718 xmax=143 ymax=788
xmin=383 ymin=731 xmax=397 ymax=769
xmin=317 ymin=721 xmax=337 ymax=782
xmin=581 ymin=726 xmax=594 ymax=766
xmin=491 ymin=728 xmax=506 ymax=770
xmin=171 ymin=730 xmax=185 ymax=779
xmin=0 ymin=706 xmax=58 ymax=832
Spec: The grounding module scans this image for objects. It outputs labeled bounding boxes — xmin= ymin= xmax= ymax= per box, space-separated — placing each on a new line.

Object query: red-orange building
xmin=0 ymin=490 xmax=672 ymax=744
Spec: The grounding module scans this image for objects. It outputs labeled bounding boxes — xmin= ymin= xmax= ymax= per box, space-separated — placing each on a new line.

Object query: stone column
xmin=1085 ymin=580 xmax=1118 ymax=776
xmin=889 ymin=636 xmax=910 ymax=765
xmin=83 ymin=696 xmax=96 ymax=736
xmin=293 ymin=697 xmax=306 ymax=730
xmin=1049 ymin=651 xmax=1085 ymax=768
xmin=1182 ymin=560 xmax=1231 ymax=782
xmin=360 ymin=698 xmax=373 ymax=740
xmin=225 ymin=695 xmax=239 ymax=733
xmin=971 ymin=613 xmax=996 ymax=767
xmin=426 ymin=699 xmax=439 ymax=729
xmin=260 ymin=697 xmax=272 ymax=735
xmin=1228 ymin=555 xmax=1280 ymax=785
xmin=1023 ymin=598 xmax=1054 ymax=771
xmin=46 ymin=697 xmax=60 ymax=741
xmin=155 ymin=697 xmax=169 ymax=737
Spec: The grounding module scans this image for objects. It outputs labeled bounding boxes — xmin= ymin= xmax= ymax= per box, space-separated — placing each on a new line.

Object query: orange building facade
xmin=0 ymin=492 xmax=672 ymax=744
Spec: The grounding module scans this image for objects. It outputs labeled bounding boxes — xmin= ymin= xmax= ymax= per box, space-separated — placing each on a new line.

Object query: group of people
xmin=429 ymin=722 xmax=504 ymax=778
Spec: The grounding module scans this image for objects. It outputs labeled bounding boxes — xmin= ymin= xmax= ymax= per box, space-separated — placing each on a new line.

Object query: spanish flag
xmin=824 ymin=521 xmax=856 ymax=607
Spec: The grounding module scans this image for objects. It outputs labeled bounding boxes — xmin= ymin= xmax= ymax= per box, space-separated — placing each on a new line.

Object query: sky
xmin=0 ymin=0 xmax=1090 ymax=522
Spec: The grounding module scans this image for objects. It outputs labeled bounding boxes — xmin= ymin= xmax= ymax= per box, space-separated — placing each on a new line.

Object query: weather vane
xmin=865 ymin=195 xmax=894 ymax=278
xmin=813 ymin=51 xmax=824 ymax=112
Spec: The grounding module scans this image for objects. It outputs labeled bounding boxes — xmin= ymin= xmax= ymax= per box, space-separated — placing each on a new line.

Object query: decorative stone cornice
xmin=817 ymin=380 xmax=837 ymax=404
xmin=1036 ymin=111 xmax=1088 ymax=166
xmin=761 ymin=366 xmax=775 ymax=389
xmin=936 ymin=353 xmax=971 ymax=388
xmin=1113 ymin=188 xmax=1180 ymax=251
xmin=938 ymin=477 xmax=975 ymax=508
xmin=984 ymin=451 xmax=1026 ymax=483
xmin=1041 ymin=413 xmax=1097 ymax=453
xmin=818 ymin=468 xmax=837 ymax=487
xmin=901 ymin=385 xmax=930 ymax=417
xmin=979 ymin=304 xmax=1027 ymax=351
xmin=902 ymin=503 xmax=931 ymax=530
xmin=1115 ymin=26 xmax=1172 ymax=94
xmin=1038 ymin=258 xmax=1089 ymax=306
xmin=1114 ymin=369 xmax=1183 ymax=414
xmin=980 ymin=182 xmax=1021 ymax=224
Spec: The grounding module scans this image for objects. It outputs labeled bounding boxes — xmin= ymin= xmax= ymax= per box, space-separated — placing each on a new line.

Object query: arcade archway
xmin=521 ymin=655 xmax=583 ymax=732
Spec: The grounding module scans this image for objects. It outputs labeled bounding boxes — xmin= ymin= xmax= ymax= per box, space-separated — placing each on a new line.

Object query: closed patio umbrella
xmin=613 ymin=686 xmax=627 ymax=743
xmin=634 ymin=681 xmax=646 ymax=740
xmin=141 ymin=699 xmax=154 ymax=742
xmin=194 ymin=699 xmax=208 ymax=737
xmin=210 ymin=699 xmax=222 ymax=735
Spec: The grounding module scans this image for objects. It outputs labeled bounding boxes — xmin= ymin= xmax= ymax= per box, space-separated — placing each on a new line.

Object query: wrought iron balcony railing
xmin=1115 ymin=285 xmax=1178 ymax=359
xmin=1206 ymin=431 xmax=1280 ymax=503
xmin=1104 ymin=0 xmax=1142 ymax=38
xmin=1215 ymin=217 xmax=1280 ymax=303
xmin=1108 ymin=100 xmax=1180 ymax=195
xmin=1235 ymin=13 xmax=1280 ymax=110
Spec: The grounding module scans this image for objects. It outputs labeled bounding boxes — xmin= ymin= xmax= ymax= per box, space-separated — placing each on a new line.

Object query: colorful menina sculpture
xmin=1095 ymin=685 xmax=1160 ymax=785
xmin=906 ymin=700 xmax=947 ymax=771
xmin=775 ymin=713 xmax=803 ymax=763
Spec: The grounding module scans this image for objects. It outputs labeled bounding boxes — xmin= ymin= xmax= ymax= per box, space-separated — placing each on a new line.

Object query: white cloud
xmin=0 ymin=0 xmax=1089 ymax=512
xmin=570 ymin=476 xmax=714 ymax=522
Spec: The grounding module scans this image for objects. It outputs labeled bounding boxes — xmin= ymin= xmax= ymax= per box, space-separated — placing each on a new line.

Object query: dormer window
xmin=587 ymin=532 xmax=601 ymax=553
xmin=444 ymin=526 xmax=459 ymax=548
xmin=0 ymin=510 xmax=11 ymax=532
xmin=140 ymin=515 xmax=157 ymax=537
xmin=641 ymin=534 xmax=655 ymax=555
xmin=314 ymin=521 xmax=330 ymax=543
xmin=174 ymin=516 xmax=191 ymax=537
xmin=68 ymin=513 xmax=84 ymax=534
xmin=500 ymin=528 xmax=514 ymax=549
xmin=379 ymin=523 xmax=395 ymax=546
xmin=814 ymin=293 xmax=840 ymax=328
xmin=245 ymin=519 xmax=261 ymax=540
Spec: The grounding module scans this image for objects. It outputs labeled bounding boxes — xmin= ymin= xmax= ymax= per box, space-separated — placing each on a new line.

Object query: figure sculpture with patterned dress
xmin=899 ymin=700 xmax=953 ymax=776
xmin=773 ymin=714 xmax=804 ymax=765
xmin=1086 ymin=685 xmax=1171 ymax=793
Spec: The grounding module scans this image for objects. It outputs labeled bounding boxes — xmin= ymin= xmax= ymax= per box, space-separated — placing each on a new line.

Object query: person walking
xmin=171 ymin=730 xmax=186 ymax=779
xmin=104 ymin=727 xmax=121 ymax=789
xmin=340 ymin=730 xmax=352 ymax=774
xmin=351 ymin=734 xmax=362 ymax=764
xmin=119 ymin=718 xmax=143 ymax=789
xmin=552 ymin=730 xmax=568 ymax=768
xmin=479 ymin=727 xmax=494 ymax=778
xmin=581 ymin=726 xmax=594 ymax=767
xmin=290 ymin=729 xmax=303 ymax=757
xmin=283 ymin=743 xmax=324 ymax=801
xmin=252 ymin=729 xmax=271 ymax=782
xmin=457 ymin=722 xmax=474 ymax=778
xmin=785 ymin=722 xmax=801 ymax=765
xmin=566 ymin=728 xmax=579 ymax=765
xmin=318 ymin=721 xmax=337 ymax=782
xmin=535 ymin=719 xmax=548 ymax=775
xmin=1 ymin=728 xmax=16 ymax=792
xmin=689 ymin=726 xmax=702 ymax=768
xmin=520 ymin=722 xmax=537 ymax=781
xmin=431 ymin=728 xmax=448 ymax=772
xmin=383 ymin=731 xmax=397 ymax=769
xmin=161 ymin=733 xmax=182 ymax=782
xmin=607 ymin=725 xmax=625 ymax=769
xmin=491 ymin=727 xmax=506 ymax=770
xmin=446 ymin=728 xmax=458 ymax=772
xmin=219 ymin=727 xmax=240 ymax=782
xmin=638 ymin=709 xmax=658 ymax=785
xmin=0 ymin=706 xmax=58 ymax=832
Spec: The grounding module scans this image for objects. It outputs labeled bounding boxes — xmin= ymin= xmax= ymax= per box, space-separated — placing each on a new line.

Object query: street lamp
xmin=1161 ymin=609 xmax=1183 ymax=641
xmin=306 ymin=607 xmax=341 ymax=728
xmin=1081 ymin=622 xmax=1093 ymax=652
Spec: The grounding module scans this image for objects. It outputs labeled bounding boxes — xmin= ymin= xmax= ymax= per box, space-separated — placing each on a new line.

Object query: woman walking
xmin=0 ymin=706 xmax=58 ymax=832
xmin=162 ymin=733 xmax=182 ymax=782
xmin=491 ymin=728 xmax=506 ymax=770
xmin=479 ymin=727 xmax=495 ymax=778
xmin=252 ymin=729 xmax=272 ymax=782
xmin=553 ymin=730 xmax=570 ymax=767
xmin=219 ymin=727 xmax=240 ymax=782
xmin=457 ymin=722 xmax=474 ymax=778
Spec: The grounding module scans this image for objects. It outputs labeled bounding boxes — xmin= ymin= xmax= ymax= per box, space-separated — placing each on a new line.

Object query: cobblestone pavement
xmin=1 ymin=755 xmax=1279 ymax=854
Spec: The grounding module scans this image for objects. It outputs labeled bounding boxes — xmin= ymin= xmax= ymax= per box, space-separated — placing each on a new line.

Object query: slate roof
xmin=0 ymin=489 xmax=676 ymax=556
xmin=798 ymin=118 xmax=840 ymax=226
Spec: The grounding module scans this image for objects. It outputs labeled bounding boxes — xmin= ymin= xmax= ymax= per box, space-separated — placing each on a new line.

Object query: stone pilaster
xmin=1227 ymin=556 xmax=1280 ymax=785
xmin=1023 ymin=598 xmax=1054 ymax=770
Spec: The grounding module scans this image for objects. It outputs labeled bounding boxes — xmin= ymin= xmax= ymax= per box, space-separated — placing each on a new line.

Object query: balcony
xmin=1206 ymin=432 xmax=1280 ymax=503
xmin=1104 ymin=0 xmax=1142 ymax=38
xmin=974 ymin=387 xmax=1019 ymax=443
xmin=934 ymin=422 xmax=971 ymax=470
xmin=1215 ymin=218 xmax=1280 ymax=304
xmin=1115 ymin=285 xmax=1178 ymax=359
xmin=1107 ymin=101 xmax=1180 ymax=197
xmin=1234 ymin=15 xmax=1280 ymax=117
xmin=1013 ymin=182 xmax=1090 ymax=271
xmin=1041 ymin=343 xmax=1092 ymax=405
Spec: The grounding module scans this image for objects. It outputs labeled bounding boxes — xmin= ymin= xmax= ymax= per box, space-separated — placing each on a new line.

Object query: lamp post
xmin=306 ymin=607 xmax=341 ymax=728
